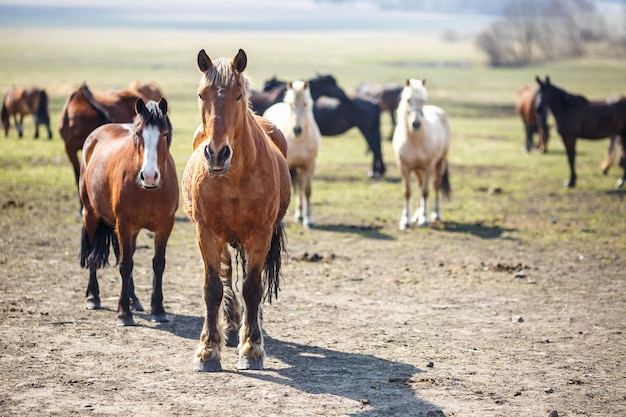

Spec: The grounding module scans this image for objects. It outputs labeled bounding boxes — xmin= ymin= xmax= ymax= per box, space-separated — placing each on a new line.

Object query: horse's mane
xmin=81 ymin=83 xmax=114 ymax=124
xmin=199 ymin=57 xmax=252 ymax=104
xmin=551 ymin=83 xmax=588 ymax=106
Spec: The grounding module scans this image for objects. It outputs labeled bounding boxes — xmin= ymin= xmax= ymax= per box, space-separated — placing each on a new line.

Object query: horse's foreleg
xmin=237 ymin=240 xmax=270 ymax=370
xmin=412 ymin=171 xmax=429 ymax=227
xmin=195 ymin=231 xmax=225 ymax=372
xmin=616 ymin=134 xmax=626 ymax=189
xmin=601 ymin=135 xmax=619 ymax=176
xmin=399 ymin=166 xmax=412 ymax=230
xmin=563 ymin=136 xmax=577 ymax=188
xmin=292 ymin=168 xmax=303 ymax=224
xmin=221 ymin=246 xmax=241 ymax=347
xmin=14 ymin=115 xmax=23 ymax=138
xmin=149 ymin=224 xmax=174 ymax=323
xmin=81 ymin=213 xmax=101 ymax=310
xmin=116 ymin=227 xmax=137 ymax=326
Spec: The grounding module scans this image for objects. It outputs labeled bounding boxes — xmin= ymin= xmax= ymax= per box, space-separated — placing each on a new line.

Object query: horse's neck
xmin=233 ymin=111 xmax=264 ymax=162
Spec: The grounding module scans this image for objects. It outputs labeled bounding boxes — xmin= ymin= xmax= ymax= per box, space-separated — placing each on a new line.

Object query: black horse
xmin=256 ymin=75 xmax=385 ymax=178
xmin=536 ymin=76 xmax=626 ymax=188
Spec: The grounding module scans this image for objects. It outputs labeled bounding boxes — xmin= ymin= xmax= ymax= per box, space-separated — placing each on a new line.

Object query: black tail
xmin=441 ymin=162 xmax=451 ymax=199
xmin=35 ymin=90 xmax=50 ymax=125
xmin=80 ymin=219 xmax=116 ymax=269
xmin=263 ymin=223 xmax=287 ymax=304
xmin=1 ymin=96 xmax=8 ymax=133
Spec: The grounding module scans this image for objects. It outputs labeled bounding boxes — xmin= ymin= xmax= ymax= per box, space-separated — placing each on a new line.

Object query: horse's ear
xmin=545 ymin=76 xmax=551 ymax=85
xmin=535 ymin=75 xmax=542 ymax=85
xmin=158 ymin=98 xmax=168 ymax=115
xmin=304 ymin=80 xmax=310 ymax=89
xmin=232 ymin=49 xmax=247 ymax=73
xmin=135 ymin=98 xmax=145 ymax=114
xmin=422 ymin=78 xmax=427 ymax=86
xmin=405 ymin=78 xmax=411 ymax=86
xmin=287 ymin=81 xmax=293 ymax=89
xmin=197 ymin=49 xmax=212 ymax=73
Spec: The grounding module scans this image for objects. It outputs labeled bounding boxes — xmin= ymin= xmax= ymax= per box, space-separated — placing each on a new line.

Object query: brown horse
xmin=59 ymin=83 xmax=156 ymax=210
xmin=182 ymin=49 xmax=290 ymax=372
xmin=1 ymin=85 xmax=52 ymax=139
xmin=515 ymin=85 xmax=549 ymax=153
xmin=128 ymin=80 xmax=164 ymax=102
xmin=536 ymin=76 xmax=626 ymax=188
xmin=79 ymin=98 xmax=178 ymax=326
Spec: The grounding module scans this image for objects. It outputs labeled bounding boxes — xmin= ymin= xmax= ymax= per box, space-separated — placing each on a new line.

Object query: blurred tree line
xmin=476 ymin=0 xmax=625 ymax=66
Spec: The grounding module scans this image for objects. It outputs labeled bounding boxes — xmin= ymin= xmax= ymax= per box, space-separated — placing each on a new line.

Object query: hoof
xmin=195 ymin=359 xmax=222 ymax=372
xmin=85 ymin=299 xmax=101 ymax=310
xmin=237 ymin=356 xmax=264 ymax=370
xmin=150 ymin=313 xmax=169 ymax=323
xmin=116 ymin=316 xmax=136 ymax=326
xmin=225 ymin=331 xmax=239 ymax=348
xmin=130 ymin=299 xmax=144 ymax=312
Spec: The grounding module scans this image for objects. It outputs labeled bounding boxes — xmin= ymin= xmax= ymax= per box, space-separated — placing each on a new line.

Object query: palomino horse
xmin=79 ymin=98 xmax=178 ymax=326
xmin=59 ymin=82 xmax=159 ymax=211
xmin=355 ymin=81 xmax=403 ymax=141
xmin=393 ymin=79 xmax=451 ymax=230
xmin=515 ymin=85 xmax=549 ymax=153
xmin=536 ymin=76 xmax=626 ymax=188
xmin=182 ymin=49 xmax=290 ymax=372
xmin=264 ymin=80 xmax=321 ymax=228
xmin=1 ymin=85 xmax=52 ymax=139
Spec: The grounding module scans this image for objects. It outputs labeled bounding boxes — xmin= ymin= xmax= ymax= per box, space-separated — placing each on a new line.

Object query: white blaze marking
xmin=141 ymin=125 xmax=161 ymax=187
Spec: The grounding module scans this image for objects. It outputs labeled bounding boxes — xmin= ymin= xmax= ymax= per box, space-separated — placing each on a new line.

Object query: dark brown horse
xmin=79 ymin=98 xmax=178 ymax=326
xmin=355 ymin=81 xmax=403 ymax=141
xmin=515 ymin=85 xmax=549 ymax=153
xmin=249 ymin=83 xmax=287 ymax=115
xmin=536 ymin=76 xmax=626 ymax=188
xmin=182 ymin=49 xmax=290 ymax=372
xmin=1 ymin=85 xmax=52 ymax=139
xmin=59 ymin=83 xmax=158 ymax=210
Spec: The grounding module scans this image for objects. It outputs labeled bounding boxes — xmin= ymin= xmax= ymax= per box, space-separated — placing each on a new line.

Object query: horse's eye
xmin=235 ymin=94 xmax=243 ymax=102
xmin=198 ymin=93 xmax=203 ymax=101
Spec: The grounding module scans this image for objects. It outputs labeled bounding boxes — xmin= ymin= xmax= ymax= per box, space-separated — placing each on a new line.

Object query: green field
xmin=1 ymin=26 xmax=624 ymax=248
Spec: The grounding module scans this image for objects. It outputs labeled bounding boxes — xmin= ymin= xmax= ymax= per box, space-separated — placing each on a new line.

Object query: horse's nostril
xmin=293 ymin=126 xmax=302 ymax=136
xmin=218 ymin=145 xmax=231 ymax=162
xmin=412 ymin=121 xmax=421 ymax=130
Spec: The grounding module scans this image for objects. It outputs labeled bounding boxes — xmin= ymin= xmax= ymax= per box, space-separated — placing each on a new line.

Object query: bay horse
xmin=355 ymin=81 xmax=403 ymax=141
xmin=1 ymin=85 xmax=52 ymax=139
xmin=515 ymin=85 xmax=549 ymax=153
xmin=536 ymin=76 xmax=626 ymax=188
xmin=128 ymin=80 xmax=164 ymax=102
xmin=59 ymin=82 xmax=153 ymax=211
xmin=264 ymin=80 xmax=321 ymax=228
xmin=182 ymin=49 xmax=290 ymax=372
xmin=79 ymin=98 xmax=178 ymax=326
xmin=392 ymin=79 xmax=451 ymax=230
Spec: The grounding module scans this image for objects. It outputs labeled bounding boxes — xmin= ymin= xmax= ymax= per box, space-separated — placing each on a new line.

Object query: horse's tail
xmin=81 ymin=83 xmax=113 ymax=124
xmin=80 ymin=219 xmax=116 ymax=269
xmin=1 ymin=94 xmax=9 ymax=133
xmin=441 ymin=161 xmax=451 ymax=199
xmin=263 ymin=222 xmax=287 ymax=304
xmin=35 ymin=90 xmax=50 ymax=124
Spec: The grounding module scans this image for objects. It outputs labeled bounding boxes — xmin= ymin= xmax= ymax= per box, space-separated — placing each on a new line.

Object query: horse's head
xmin=133 ymin=98 xmax=172 ymax=189
xmin=263 ymin=76 xmax=286 ymax=92
xmin=197 ymin=48 xmax=250 ymax=175
xmin=284 ymin=80 xmax=314 ymax=137
xmin=399 ymin=78 xmax=428 ymax=131
xmin=308 ymin=74 xmax=348 ymax=102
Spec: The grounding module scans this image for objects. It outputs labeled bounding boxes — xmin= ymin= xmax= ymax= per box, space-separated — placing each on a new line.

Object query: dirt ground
xmin=1 ymin=175 xmax=625 ymax=417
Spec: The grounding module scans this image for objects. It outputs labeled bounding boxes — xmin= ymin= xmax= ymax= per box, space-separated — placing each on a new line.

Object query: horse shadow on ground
xmin=432 ymin=220 xmax=517 ymax=240
xmin=312 ymin=223 xmax=394 ymax=240
xmin=145 ymin=314 xmax=446 ymax=417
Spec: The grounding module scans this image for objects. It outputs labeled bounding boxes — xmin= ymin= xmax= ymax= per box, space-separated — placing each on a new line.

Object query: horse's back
xmin=82 ymin=123 xmax=133 ymax=168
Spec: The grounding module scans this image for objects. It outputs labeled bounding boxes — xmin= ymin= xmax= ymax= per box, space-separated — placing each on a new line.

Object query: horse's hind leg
xmin=302 ymin=164 xmax=315 ymax=228
xmin=616 ymin=134 xmax=626 ymax=188
xmin=525 ymin=124 xmax=534 ymax=153
xmin=601 ymin=135 xmax=619 ymax=176
xmin=14 ymin=115 xmax=23 ymax=138
xmin=221 ymin=246 xmax=241 ymax=347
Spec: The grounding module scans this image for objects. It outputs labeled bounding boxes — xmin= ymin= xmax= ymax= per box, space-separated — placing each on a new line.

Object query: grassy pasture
xmin=1 ymin=26 xmax=624 ymax=249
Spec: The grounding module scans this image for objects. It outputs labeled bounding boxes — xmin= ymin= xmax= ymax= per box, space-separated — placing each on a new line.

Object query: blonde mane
xmin=198 ymin=57 xmax=252 ymax=104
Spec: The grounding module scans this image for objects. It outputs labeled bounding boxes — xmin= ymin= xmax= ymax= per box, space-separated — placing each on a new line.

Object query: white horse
xmin=264 ymin=80 xmax=321 ymax=228
xmin=392 ymin=78 xmax=451 ymax=230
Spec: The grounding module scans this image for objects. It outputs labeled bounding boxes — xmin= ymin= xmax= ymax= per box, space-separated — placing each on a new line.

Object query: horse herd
xmin=3 ymin=49 xmax=626 ymax=372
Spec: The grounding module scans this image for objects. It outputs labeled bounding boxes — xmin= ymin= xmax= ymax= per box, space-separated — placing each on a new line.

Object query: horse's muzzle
xmin=204 ymin=143 xmax=232 ymax=175
xmin=293 ymin=126 xmax=303 ymax=137
xmin=412 ymin=120 xmax=421 ymax=130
